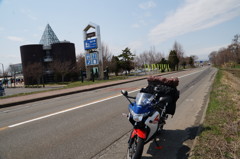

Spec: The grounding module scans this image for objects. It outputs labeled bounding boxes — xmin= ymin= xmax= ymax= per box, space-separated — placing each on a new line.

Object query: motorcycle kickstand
xmin=154 ymin=138 xmax=163 ymax=150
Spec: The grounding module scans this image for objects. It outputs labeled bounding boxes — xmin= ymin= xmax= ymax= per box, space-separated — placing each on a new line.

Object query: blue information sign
xmin=85 ymin=52 xmax=99 ymax=66
xmin=84 ymin=39 xmax=97 ymax=50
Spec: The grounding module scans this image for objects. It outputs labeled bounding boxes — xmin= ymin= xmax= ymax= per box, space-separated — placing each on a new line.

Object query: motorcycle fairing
xmin=131 ymin=129 xmax=147 ymax=139
xmin=145 ymin=111 xmax=160 ymax=141
xmin=128 ymin=103 xmax=152 ymax=115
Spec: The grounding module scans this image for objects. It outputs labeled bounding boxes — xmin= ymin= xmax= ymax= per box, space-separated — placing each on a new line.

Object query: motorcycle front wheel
xmin=127 ymin=136 xmax=144 ymax=159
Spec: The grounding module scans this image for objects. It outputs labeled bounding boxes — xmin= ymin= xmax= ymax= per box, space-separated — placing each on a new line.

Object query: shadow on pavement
xmin=142 ymin=126 xmax=199 ymax=159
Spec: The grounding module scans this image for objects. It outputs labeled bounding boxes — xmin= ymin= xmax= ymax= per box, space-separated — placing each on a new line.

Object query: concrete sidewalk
xmin=0 ymin=73 xmax=169 ymax=108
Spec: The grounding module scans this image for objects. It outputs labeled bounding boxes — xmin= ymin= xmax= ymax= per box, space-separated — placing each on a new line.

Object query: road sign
xmin=84 ymin=39 xmax=97 ymax=50
xmin=83 ymin=22 xmax=103 ymax=79
xmin=87 ymin=32 xmax=96 ymax=38
xmin=85 ymin=52 xmax=99 ymax=66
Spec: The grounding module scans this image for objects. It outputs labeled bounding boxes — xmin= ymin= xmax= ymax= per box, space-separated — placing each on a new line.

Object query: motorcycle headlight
xmin=129 ymin=109 xmax=148 ymax=122
xmin=133 ymin=114 xmax=144 ymax=122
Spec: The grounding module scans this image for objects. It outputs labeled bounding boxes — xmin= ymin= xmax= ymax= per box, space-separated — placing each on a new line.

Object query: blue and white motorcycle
xmin=121 ymin=90 xmax=170 ymax=159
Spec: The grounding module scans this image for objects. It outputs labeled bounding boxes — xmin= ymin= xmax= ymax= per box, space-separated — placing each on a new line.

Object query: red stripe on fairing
xmin=131 ymin=129 xmax=147 ymax=139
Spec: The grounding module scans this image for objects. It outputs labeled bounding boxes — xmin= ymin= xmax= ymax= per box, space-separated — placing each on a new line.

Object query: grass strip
xmin=191 ymin=69 xmax=240 ymax=159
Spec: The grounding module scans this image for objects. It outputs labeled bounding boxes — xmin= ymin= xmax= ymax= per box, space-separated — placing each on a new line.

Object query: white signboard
xmin=85 ymin=52 xmax=99 ymax=66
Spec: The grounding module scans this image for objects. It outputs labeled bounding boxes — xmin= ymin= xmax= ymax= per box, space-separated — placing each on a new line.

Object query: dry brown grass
xmin=191 ymin=69 xmax=240 ymax=159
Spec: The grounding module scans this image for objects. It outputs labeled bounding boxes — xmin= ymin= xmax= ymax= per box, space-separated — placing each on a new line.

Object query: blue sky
xmin=0 ymin=0 xmax=240 ymax=68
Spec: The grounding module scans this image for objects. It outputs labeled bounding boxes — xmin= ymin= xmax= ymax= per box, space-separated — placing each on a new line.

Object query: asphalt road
xmin=0 ymin=67 xmax=217 ymax=159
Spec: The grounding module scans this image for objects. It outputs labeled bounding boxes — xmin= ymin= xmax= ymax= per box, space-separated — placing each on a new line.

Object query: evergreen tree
xmin=109 ymin=56 xmax=121 ymax=76
xmin=168 ymin=50 xmax=179 ymax=71
xmin=159 ymin=58 xmax=168 ymax=64
xmin=189 ymin=56 xmax=194 ymax=67
xmin=118 ymin=47 xmax=135 ymax=74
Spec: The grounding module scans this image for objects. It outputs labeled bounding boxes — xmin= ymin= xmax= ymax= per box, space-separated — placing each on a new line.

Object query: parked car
xmin=0 ymin=84 xmax=5 ymax=96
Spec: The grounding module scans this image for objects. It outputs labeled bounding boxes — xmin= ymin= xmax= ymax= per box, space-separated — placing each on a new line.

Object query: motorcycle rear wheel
xmin=127 ymin=136 xmax=144 ymax=159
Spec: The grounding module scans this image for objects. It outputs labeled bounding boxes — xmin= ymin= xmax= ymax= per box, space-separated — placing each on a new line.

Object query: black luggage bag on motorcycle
xmin=140 ymin=76 xmax=180 ymax=115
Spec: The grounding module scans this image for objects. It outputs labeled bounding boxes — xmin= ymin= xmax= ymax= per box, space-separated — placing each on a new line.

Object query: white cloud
xmin=139 ymin=1 xmax=156 ymax=10
xmin=149 ymin=0 xmax=240 ymax=44
xmin=7 ymin=36 xmax=25 ymax=42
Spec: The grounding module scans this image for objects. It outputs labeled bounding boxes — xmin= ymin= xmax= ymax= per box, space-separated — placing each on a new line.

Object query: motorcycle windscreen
xmin=135 ymin=93 xmax=154 ymax=106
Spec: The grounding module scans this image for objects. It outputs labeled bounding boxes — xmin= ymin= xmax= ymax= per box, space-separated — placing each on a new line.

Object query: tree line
xmin=209 ymin=34 xmax=240 ymax=67
xmin=77 ymin=41 xmax=198 ymax=76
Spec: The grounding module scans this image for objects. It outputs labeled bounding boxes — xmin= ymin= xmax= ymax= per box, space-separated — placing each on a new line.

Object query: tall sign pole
xmin=0 ymin=63 xmax=4 ymax=78
xmin=83 ymin=22 xmax=103 ymax=80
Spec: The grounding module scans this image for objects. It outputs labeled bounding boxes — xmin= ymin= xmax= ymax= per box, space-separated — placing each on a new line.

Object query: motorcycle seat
xmin=159 ymin=96 xmax=171 ymax=103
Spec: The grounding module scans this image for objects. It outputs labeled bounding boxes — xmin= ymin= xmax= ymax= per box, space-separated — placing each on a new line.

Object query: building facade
xmin=20 ymin=24 xmax=77 ymax=85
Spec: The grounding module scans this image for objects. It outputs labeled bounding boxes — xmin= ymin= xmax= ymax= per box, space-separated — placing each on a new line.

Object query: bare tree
xmin=102 ymin=43 xmax=113 ymax=69
xmin=135 ymin=47 xmax=164 ymax=68
xmin=208 ymin=47 xmax=233 ymax=66
xmin=9 ymin=65 xmax=18 ymax=87
xmin=228 ymin=44 xmax=239 ymax=63
xmin=173 ymin=41 xmax=184 ymax=58
xmin=2 ymin=67 xmax=10 ymax=86
xmin=134 ymin=53 xmax=146 ymax=68
xmin=135 ymin=52 xmax=150 ymax=67
xmin=76 ymin=53 xmax=86 ymax=71
xmin=173 ymin=41 xmax=185 ymax=69
xmin=231 ymin=34 xmax=240 ymax=63
xmin=51 ymin=60 xmax=75 ymax=82
xmin=209 ymin=51 xmax=218 ymax=66
xmin=24 ymin=62 xmax=43 ymax=86
xmin=211 ymin=46 xmax=237 ymax=66
xmin=208 ymin=34 xmax=240 ymax=66
xmin=147 ymin=46 xmax=162 ymax=64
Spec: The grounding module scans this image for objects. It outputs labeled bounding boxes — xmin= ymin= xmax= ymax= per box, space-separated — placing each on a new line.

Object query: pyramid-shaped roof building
xmin=39 ymin=24 xmax=60 ymax=46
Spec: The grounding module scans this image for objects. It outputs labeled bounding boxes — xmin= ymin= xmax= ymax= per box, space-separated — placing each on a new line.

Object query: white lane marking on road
xmin=178 ymin=68 xmax=205 ymax=78
xmin=2 ymin=68 xmax=206 ymax=130
xmin=7 ymin=89 xmax=140 ymax=128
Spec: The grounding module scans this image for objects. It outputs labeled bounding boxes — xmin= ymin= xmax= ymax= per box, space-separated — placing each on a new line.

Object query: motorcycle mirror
xmin=121 ymin=90 xmax=128 ymax=96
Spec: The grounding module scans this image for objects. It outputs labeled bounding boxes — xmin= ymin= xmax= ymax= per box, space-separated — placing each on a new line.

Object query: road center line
xmin=1 ymin=68 xmax=205 ymax=130
xmin=7 ymin=89 xmax=140 ymax=128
